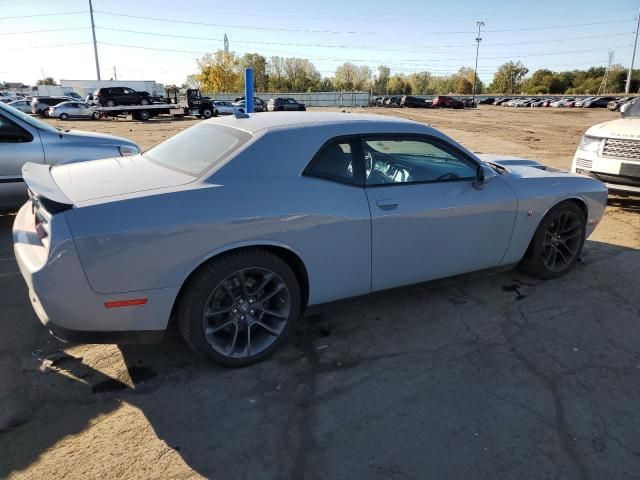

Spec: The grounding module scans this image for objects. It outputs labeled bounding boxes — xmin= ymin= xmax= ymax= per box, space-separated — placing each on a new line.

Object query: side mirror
xmin=473 ymin=164 xmax=496 ymax=190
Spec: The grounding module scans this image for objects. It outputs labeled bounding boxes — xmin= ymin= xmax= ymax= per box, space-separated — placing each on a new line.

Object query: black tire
xmin=106 ymin=99 xmax=116 ymax=107
xmin=519 ymin=201 xmax=586 ymax=279
xmin=201 ymin=108 xmax=213 ymax=119
xmin=59 ymin=113 xmax=68 ymax=120
xmin=140 ymin=98 xmax=150 ymax=105
xmin=177 ymin=248 xmax=301 ymax=366
xmin=138 ymin=110 xmax=150 ymax=121
xmin=92 ymin=111 xmax=100 ymax=120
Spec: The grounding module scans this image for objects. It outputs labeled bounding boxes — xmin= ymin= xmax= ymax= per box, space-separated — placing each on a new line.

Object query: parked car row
xmin=492 ymin=96 xmax=630 ymax=108
xmin=370 ymin=95 xmax=476 ymax=109
xmin=607 ymin=96 xmax=638 ymax=111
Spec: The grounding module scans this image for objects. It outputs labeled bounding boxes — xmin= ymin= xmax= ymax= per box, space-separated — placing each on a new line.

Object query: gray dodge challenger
xmin=13 ymin=112 xmax=607 ymax=366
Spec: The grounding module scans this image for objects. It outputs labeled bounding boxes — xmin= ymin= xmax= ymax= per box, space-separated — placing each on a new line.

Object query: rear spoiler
xmin=22 ymin=163 xmax=73 ymax=213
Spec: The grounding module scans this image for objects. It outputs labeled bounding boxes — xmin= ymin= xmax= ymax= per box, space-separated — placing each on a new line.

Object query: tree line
xmin=188 ymin=50 xmax=639 ymax=95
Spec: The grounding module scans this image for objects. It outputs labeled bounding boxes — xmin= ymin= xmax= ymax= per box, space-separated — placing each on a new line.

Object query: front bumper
xmin=13 ymin=203 xmax=174 ymax=344
xmin=571 ymin=151 xmax=640 ymax=194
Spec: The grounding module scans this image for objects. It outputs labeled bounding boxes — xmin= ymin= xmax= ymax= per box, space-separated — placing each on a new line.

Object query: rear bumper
xmin=13 ymin=202 xmax=176 ymax=343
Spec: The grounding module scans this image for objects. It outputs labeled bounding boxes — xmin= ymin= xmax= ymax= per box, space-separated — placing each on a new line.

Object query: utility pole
xmin=89 ymin=0 xmax=101 ymax=80
xmin=113 ymin=66 xmax=117 ymax=81
xmin=224 ymin=33 xmax=229 ymax=53
xmin=472 ymin=21 xmax=485 ymax=108
xmin=626 ymin=9 xmax=640 ymax=94
xmin=598 ymin=50 xmax=615 ymax=95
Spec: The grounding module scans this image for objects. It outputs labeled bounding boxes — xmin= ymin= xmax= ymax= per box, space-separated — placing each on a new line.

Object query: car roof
xmin=203 ymin=111 xmax=422 ymax=135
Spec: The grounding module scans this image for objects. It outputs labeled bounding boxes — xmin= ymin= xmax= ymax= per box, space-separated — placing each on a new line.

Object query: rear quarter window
xmin=142 ymin=123 xmax=252 ymax=177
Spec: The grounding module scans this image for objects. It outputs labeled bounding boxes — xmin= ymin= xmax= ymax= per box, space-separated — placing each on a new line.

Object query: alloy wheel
xmin=541 ymin=210 xmax=583 ymax=272
xmin=201 ymin=268 xmax=291 ymax=359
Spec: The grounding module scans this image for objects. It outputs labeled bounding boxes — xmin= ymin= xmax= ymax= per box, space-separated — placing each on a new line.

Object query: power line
xmin=92 ymin=11 xmax=633 ymax=35
xmin=3 ymin=42 xmax=93 ymax=50
xmin=96 ymin=41 xmax=625 ymax=64
xmin=92 ymin=26 xmax=633 ymax=53
xmin=0 ymin=11 xmax=87 ymax=20
xmin=92 ymin=11 xmax=375 ymax=35
xmin=485 ymin=19 xmax=632 ymax=33
xmin=93 ymin=0 xmax=639 ymax=26
xmin=0 ymin=27 xmax=89 ymax=35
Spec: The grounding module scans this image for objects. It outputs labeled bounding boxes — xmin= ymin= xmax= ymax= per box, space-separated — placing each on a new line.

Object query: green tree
xmin=197 ymin=50 xmax=240 ymax=93
xmin=239 ymin=53 xmax=268 ymax=91
xmin=183 ymin=74 xmax=201 ymax=89
xmin=387 ymin=74 xmax=411 ymax=95
xmin=407 ymin=72 xmax=432 ymax=95
xmin=37 ymin=77 xmax=57 ymax=85
xmin=334 ymin=62 xmax=372 ymax=91
xmin=488 ymin=61 xmax=529 ymax=94
xmin=373 ymin=65 xmax=391 ymax=94
xmin=282 ymin=57 xmax=321 ymax=92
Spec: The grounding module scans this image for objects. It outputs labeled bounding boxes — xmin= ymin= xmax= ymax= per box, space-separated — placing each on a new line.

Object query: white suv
xmin=572 ymin=101 xmax=640 ymax=194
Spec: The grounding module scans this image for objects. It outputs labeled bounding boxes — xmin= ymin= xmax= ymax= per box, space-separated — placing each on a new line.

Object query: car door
xmin=361 ymin=134 xmax=518 ymax=292
xmin=123 ymin=88 xmax=138 ymax=104
xmin=109 ymin=87 xmax=124 ymax=104
xmin=300 ymin=136 xmax=371 ymax=302
xmin=77 ymin=102 xmax=91 ymax=117
xmin=0 ymin=110 xmax=44 ymax=204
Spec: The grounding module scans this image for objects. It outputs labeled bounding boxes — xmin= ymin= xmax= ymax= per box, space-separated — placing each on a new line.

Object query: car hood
xmin=585 ymin=118 xmax=640 ymax=141
xmin=61 ymin=129 xmax=138 ymax=147
xmin=477 ymin=154 xmax=571 ymax=179
xmin=51 ymin=154 xmax=195 ymax=203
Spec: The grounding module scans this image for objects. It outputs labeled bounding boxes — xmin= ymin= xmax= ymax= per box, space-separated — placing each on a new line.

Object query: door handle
xmin=376 ymin=199 xmax=398 ymax=210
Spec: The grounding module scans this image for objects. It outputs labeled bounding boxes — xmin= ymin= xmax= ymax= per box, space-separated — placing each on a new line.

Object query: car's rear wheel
xmin=138 ymin=110 xmax=150 ymax=121
xmin=177 ymin=249 xmax=301 ymax=366
xmin=520 ymin=201 xmax=586 ymax=279
xmin=59 ymin=113 xmax=68 ymax=120
xmin=105 ymin=99 xmax=116 ymax=107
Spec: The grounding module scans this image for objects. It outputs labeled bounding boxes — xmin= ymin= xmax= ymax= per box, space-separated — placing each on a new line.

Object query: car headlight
xmin=579 ymin=135 xmax=601 ymax=153
xmin=119 ymin=145 xmax=140 ymax=157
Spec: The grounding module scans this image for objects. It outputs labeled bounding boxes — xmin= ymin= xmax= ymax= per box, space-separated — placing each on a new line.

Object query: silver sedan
xmin=48 ymin=101 xmax=99 ymax=120
xmin=0 ymin=101 xmax=139 ymax=209
xmin=7 ymin=99 xmax=33 ymax=113
xmin=13 ymin=112 xmax=607 ymax=366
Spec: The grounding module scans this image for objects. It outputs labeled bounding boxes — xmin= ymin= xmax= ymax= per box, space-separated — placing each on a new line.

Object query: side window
xmin=123 ymin=88 xmax=134 ymax=94
xmin=0 ymin=115 xmax=33 ymax=143
xmin=305 ymin=139 xmax=358 ymax=185
xmin=363 ymin=137 xmax=477 ymax=186
xmin=110 ymin=88 xmax=123 ymax=94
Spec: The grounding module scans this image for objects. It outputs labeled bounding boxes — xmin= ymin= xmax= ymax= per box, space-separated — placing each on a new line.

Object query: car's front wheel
xmin=520 ymin=201 xmax=586 ymax=279
xmin=177 ymin=249 xmax=301 ymax=366
xmin=140 ymin=98 xmax=150 ymax=105
xmin=59 ymin=113 xmax=68 ymax=120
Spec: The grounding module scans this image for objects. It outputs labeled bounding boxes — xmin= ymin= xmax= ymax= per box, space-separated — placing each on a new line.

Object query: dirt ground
xmin=0 ymin=106 xmax=639 ymax=479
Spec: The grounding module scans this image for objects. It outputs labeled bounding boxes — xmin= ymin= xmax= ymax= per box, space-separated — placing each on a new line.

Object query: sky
xmin=1 ymin=0 xmax=639 ymax=87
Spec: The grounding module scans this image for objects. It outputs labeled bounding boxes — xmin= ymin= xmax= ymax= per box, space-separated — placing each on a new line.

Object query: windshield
xmin=143 ymin=123 xmax=251 ymax=177
xmin=0 ymin=100 xmax=59 ymax=134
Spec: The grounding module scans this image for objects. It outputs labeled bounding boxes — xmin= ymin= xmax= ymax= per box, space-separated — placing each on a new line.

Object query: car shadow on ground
xmin=607 ymin=194 xmax=640 ymax=213
xmin=1 ymin=239 xmax=640 ymax=479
